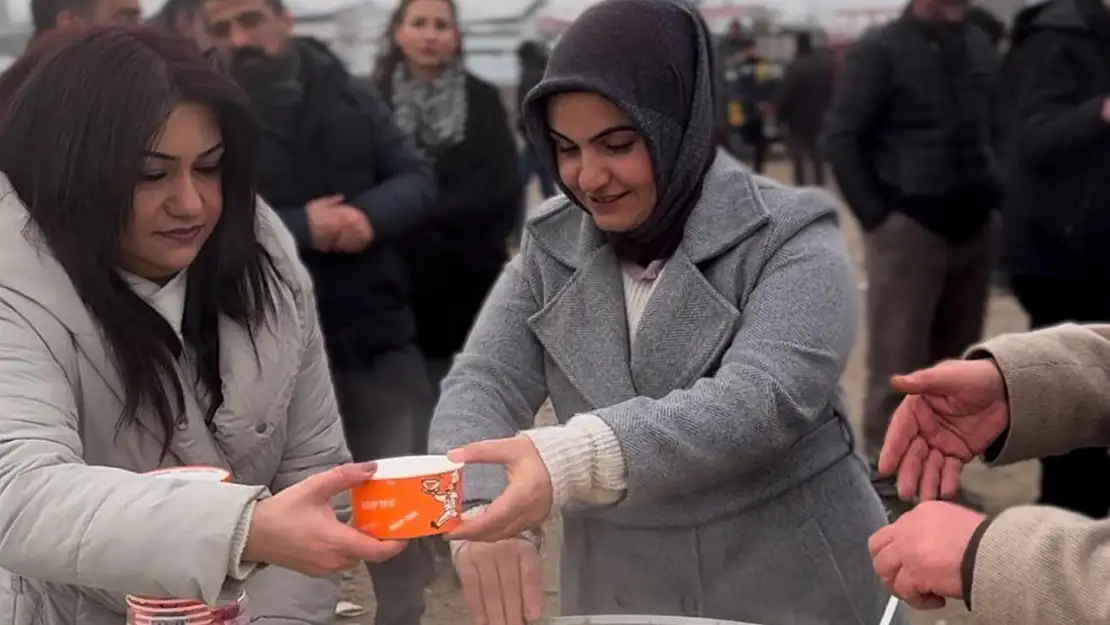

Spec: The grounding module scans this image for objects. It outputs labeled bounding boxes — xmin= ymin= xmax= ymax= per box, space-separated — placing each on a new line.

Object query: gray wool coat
xmin=430 ymin=155 xmax=904 ymax=625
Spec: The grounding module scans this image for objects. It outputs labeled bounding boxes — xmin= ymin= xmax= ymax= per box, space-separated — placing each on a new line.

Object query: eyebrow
xmin=550 ymin=125 xmax=637 ymax=143
xmin=145 ymin=143 xmax=225 ymax=161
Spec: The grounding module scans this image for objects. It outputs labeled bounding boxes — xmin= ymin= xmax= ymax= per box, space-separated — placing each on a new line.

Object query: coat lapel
xmin=525 ymin=153 xmax=770 ymax=408
xmin=630 ymin=249 xmax=740 ymax=399
xmin=528 ymin=246 xmax=639 ymax=409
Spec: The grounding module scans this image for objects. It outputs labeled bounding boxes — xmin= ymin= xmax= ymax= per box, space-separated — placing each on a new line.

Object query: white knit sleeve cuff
xmin=227 ymin=501 xmax=258 ymax=581
xmin=523 ymin=413 xmax=627 ymax=510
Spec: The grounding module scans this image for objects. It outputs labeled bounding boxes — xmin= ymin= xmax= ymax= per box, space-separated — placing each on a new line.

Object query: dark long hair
xmin=371 ymin=0 xmax=463 ymax=88
xmin=0 ymin=26 xmax=280 ymax=457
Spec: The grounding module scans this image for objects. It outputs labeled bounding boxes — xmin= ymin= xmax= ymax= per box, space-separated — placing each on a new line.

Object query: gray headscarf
xmin=522 ymin=0 xmax=718 ymax=265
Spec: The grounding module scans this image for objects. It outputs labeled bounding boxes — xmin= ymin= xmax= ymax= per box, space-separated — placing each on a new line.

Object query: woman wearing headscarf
xmin=429 ymin=1 xmax=901 ymax=624
xmin=373 ymin=0 xmax=523 ymax=452
xmin=0 ymin=26 xmax=405 ymax=625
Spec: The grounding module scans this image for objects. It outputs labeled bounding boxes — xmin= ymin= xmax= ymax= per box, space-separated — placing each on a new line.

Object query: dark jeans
xmin=1011 ymin=274 xmax=1110 ymax=519
xmin=785 ymin=133 xmax=826 ymax=187
xmin=333 ymin=344 xmax=436 ymax=625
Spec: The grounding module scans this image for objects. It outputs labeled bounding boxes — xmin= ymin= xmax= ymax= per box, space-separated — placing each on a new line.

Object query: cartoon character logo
xmin=421 ymin=471 xmax=460 ymax=530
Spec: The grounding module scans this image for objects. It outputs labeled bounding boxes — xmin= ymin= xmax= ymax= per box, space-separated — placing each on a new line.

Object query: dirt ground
xmin=339 ymin=159 xmax=1037 ymax=625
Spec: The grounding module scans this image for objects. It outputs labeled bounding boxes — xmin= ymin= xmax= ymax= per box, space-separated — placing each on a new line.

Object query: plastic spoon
xmin=878 ymin=596 xmax=900 ymax=625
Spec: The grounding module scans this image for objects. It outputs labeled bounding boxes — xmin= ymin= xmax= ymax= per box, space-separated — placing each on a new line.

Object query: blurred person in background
xmin=0 ymin=25 xmax=407 ymax=625
xmin=517 ymin=40 xmax=555 ymax=200
xmin=993 ymin=0 xmax=1110 ymax=519
xmin=372 ymin=0 xmax=521 ymax=455
xmin=430 ymin=1 xmax=903 ymax=624
xmin=29 ymin=0 xmax=141 ymax=39
xmin=720 ymin=33 xmax=773 ymax=173
xmin=822 ymin=0 xmax=1002 ymax=511
xmin=200 ymin=1 xmax=438 ymax=624
xmin=151 ymin=0 xmax=212 ymax=50
xmin=775 ymin=31 xmax=835 ymax=186
xmin=718 ymin=18 xmax=748 ymax=62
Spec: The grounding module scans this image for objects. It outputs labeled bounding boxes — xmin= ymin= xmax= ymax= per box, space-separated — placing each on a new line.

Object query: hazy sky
xmin=5 ymin=0 xmax=908 ymax=23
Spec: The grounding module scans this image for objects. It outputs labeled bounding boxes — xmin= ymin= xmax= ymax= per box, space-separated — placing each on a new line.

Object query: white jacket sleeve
xmin=0 ymin=300 xmax=265 ymax=604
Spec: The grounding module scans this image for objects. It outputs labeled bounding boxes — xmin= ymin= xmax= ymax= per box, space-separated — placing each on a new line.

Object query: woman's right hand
xmin=243 ymin=462 xmax=407 ymax=576
xmin=454 ymin=538 xmax=544 ymax=625
xmin=879 ymin=359 xmax=1012 ymax=502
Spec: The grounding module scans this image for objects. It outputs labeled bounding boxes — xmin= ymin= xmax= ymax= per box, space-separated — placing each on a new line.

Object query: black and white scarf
xmin=390 ymin=62 xmax=468 ymax=157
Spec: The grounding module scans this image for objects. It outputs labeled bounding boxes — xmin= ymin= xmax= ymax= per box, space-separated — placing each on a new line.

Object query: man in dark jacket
xmin=201 ymin=1 xmax=437 ymax=624
xmin=775 ymin=31 xmax=835 ymax=186
xmin=822 ymin=0 xmax=1002 ymax=509
xmin=997 ymin=0 xmax=1110 ymax=519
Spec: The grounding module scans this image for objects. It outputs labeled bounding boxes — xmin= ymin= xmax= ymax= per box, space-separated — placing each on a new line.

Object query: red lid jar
xmin=126 ymin=588 xmax=247 ymax=625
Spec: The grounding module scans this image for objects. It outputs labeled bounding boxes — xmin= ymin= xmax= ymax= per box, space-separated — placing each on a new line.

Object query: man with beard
xmin=29 ymin=0 xmax=142 ymax=38
xmin=200 ymin=2 xmax=437 ymax=625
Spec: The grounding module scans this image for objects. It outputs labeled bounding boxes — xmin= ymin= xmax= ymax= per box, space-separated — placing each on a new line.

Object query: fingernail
xmin=352 ymin=461 xmax=377 ymax=475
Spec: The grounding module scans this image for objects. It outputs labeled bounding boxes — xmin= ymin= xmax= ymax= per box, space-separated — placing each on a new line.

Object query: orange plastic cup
xmin=146 ymin=466 xmax=232 ymax=483
xmin=350 ymin=455 xmax=464 ymax=540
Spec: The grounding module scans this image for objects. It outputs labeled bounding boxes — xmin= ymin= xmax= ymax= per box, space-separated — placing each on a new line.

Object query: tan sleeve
xmin=967 ymin=323 xmax=1110 ymax=465
xmin=972 ymin=505 xmax=1110 ymax=624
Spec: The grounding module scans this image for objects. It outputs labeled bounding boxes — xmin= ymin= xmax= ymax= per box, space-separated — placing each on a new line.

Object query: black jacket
xmin=378 ymin=73 xmax=523 ymax=358
xmin=251 ymin=38 xmax=436 ymax=369
xmin=821 ymin=13 xmax=1001 ymax=239
xmin=776 ymin=50 xmax=836 ymax=142
xmin=1001 ymin=0 xmax=1110 ymax=278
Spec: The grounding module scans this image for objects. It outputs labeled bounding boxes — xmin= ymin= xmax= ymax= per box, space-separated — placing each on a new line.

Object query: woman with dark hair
xmin=429 ymin=1 xmax=902 ymax=624
xmin=150 ymin=0 xmax=212 ymax=50
xmin=372 ymin=0 xmax=522 ymax=450
xmin=0 ymin=26 xmax=404 ymax=625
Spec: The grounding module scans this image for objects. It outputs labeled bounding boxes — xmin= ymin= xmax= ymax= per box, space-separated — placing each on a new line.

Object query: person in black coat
xmin=373 ymin=0 xmax=523 ymax=446
xmin=999 ymin=0 xmax=1110 ymax=519
xmin=775 ymin=32 xmax=835 ymax=186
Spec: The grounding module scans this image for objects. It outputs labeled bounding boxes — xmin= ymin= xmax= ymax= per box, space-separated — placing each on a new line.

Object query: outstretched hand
xmin=879 ymin=359 xmax=1011 ymax=501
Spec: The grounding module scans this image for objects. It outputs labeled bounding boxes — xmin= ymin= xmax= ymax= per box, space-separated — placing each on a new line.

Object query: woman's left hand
xmin=446 ymin=437 xmax=554 ymax=542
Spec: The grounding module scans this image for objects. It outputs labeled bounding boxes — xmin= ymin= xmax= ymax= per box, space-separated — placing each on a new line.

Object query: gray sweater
xmin=429 ymin=154 xmax=860 ymax=527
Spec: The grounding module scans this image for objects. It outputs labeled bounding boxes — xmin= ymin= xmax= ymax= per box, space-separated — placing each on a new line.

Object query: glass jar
xmin=126 ymin=588 xmax=247 ymax=625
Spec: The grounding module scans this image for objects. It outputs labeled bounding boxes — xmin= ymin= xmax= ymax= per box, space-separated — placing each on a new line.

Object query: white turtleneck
xmin=121 ymin=270 xmax=188 ymax=335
